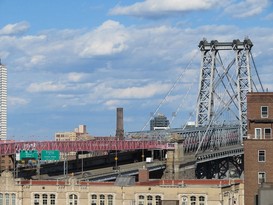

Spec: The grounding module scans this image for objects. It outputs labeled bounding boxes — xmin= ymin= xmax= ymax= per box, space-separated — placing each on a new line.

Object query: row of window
xmin=0 ymin=193 xmax=207 ymax=205
xmin=255 ymin=128 xmax=271 ymax=139
xmin=137 ymin=195 xmax=206 ymax=205
xmin=33 ymin=193 xmax=114 ymax=205
xmin=0 ymin=193 xmax=16 ymax=205
xmin=34 ymin=193 xmax=56 ymax=205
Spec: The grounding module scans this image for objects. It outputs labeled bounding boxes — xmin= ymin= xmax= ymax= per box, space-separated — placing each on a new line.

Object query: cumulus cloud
xmin=0 ymin=21 xmax=30 ymax=35
xmin=110 ymin=0 xmax=222 ymax=17
xmin=78 ymin=20 xmax=129 ymax=57
xmin=224 ymin=0 xmax=269 ymax=18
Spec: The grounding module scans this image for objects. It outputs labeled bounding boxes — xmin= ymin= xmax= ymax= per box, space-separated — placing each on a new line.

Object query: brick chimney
xmin=138 ymin=167 xmax=149 ymax=182
xmin=116 ymin=108 xmax=124 ymax=140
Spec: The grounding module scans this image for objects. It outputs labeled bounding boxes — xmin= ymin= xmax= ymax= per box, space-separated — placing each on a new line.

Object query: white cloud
xmin=27 ymin=82 xmax=66 ymax=93
xmin=30 ymin=55 xmax=46 ymax=66
xmin=224 ymin=0 xmax=269 ymax=18
xmin=67 ymin=72 xmax=86 ymax=82
xmin=110 ymin=0 xmax=222 ymax=17
xmin=8 ymin=96 xmax=29 ymax=106
xmin=110 ymin=83 xmax=171 ymax=99
xmin=78 ymin=20 xmax=129 ymax=57
xmin=0 ymin=21 xmax=30 ymax=35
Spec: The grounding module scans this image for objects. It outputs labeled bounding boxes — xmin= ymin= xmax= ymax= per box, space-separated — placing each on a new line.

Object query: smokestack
xmin=116 ymin=107 xmax=124 ymax=140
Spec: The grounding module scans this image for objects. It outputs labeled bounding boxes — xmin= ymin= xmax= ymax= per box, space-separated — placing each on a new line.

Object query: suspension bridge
xmin=0 ymin=38 xmax=263 ymax=179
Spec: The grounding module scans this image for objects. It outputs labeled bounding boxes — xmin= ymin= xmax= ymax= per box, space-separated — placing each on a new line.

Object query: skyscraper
xmin=0 ymin=61 xmax=7 ymax=140
xmin=150 ymin=113 xmax=170 ymax=130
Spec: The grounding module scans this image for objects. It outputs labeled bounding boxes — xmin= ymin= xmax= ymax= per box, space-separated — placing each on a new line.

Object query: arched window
xmin=138 ymin=195 xmax=145 ymax=205
xmin=42 ymin=194 xmax=47 ymax=205
xmin=107 ymin=195 xmax=113 ymax=205
xmin=147 ymin=195 xmax=153 ymax=205
xmin=5 ymin=193 xmax=9 ymax=205
xmin=69 ymin=194 xmax=78 ymax=205
xmin=34 ymin=194 xmax=40 ymax=205
xmin=155 ymin=195 xmax=161 ymax=205
xmin=181 ymin=196 xmax=188 ymax=205
xmin=99 ymin=195 xmax=105 ymax=205
xmin=50 ymin=194 xmax=56 ymax=205
xmin=199 ymin=196 xmax=205 ymax=205
xmin=190 ymin=196 xmax=196 ymax=205
xmin=11 ymin=194 xmax=16 ymax=205
xmin=91 ymin=194 xmax=97 ymax=205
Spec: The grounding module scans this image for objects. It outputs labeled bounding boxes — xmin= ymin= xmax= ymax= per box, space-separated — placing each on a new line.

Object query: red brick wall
xmin=247 ymin=92 xmax=273 ymax=138
xmin=244 ymin=139 xmax=273 ymax=205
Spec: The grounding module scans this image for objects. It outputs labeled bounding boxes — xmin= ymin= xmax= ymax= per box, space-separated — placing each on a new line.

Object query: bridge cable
xmin=141 ymin=49 xmax=199 ymax=131
xmin=250 ymin=51 xmax=264 ymax=92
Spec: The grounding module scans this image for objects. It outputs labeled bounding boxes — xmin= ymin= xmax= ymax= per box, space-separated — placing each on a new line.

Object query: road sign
xmin=20 ymin=150 xmax=38 ymax=160
xmin=41 ymin=150 xmax=60 ymax=161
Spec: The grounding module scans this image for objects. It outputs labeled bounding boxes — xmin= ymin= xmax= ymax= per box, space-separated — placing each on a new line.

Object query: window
xmin=99 ymin=195 xmax=105 ymax=205
xmin=0 ymin=193 xmax=3 ymax=205
xmin=107 ymin=195 xmax=113 ymax=205
xmin=190 ymin=196 xmax=196 ymax=205
xmin=147 ymin=195 xmax=153 ymax=205
xmin=138 ymin=195 xmax=145 ymax=205
xmin=50 ymin=194 xmax=55 ymax=205
xmin=181 ymin=196 xmax=188 ymax=205
xmin=255 ymin=128 xmax=262 ymax=139
xmin=11 ymin=194 xmax=16 ymax=205
xmin=199 ymin=196 xmax=205 ymax=205
xmin=261 ymin=106 xmax=268 ymax=118
xmin=34 ymin=194 xmax=40 ymax=205
xmin=91 ymin=194 xmax=97 ymax=205
xmin=5 ymin=194 xmax=9 ymax=205
xmin=258 ymin=150 xmax=266 ymax=162
xmin=258 ymin=172 xmax=266 ymax=184
xmin=69 ymin=194 xmax=78 ymax=205
xmin=264 ymin=128 xmax=272 ymax=139
xmin=42 ymin=194 xmax=47 ymax=205
xmin=155 ymin=195 xmax=161 ymax=205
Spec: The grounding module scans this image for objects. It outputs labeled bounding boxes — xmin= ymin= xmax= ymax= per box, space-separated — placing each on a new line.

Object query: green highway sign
xmin=41 ymin=150 xmax=60 ymax=161
xmin=20 ymin=150 xmax=38 ymax=160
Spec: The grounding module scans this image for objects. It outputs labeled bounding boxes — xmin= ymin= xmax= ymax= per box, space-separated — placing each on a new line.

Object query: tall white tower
xmin=0 ymin=61 xmax=7 ymax=140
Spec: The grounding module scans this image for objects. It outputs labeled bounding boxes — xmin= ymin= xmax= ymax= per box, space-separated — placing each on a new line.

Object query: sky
xmin=0 ymin=0 xmax=273 ymax=141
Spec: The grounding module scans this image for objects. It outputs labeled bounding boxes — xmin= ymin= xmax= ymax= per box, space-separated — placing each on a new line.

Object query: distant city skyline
xmin=0 ymin=0 xmax=272 ymax=140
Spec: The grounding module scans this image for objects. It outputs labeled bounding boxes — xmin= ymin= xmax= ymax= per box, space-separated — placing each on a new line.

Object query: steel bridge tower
xmin=195 ymin=38 xmax=255 ymax=142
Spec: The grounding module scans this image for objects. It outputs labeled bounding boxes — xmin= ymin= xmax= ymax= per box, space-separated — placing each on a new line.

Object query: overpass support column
xmin=164 ymin=142 xmax=196 ymax=179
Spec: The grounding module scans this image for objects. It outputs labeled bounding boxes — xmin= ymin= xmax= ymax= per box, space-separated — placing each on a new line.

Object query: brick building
xmin=0 ymin=170 xmax=244 ymax=205
xmin=244 ymin=92 xmax=273 ymax=205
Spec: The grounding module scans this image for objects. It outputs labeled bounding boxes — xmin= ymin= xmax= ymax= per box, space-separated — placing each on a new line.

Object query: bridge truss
xmin=196 ymin=38 xmax=263 ymax=142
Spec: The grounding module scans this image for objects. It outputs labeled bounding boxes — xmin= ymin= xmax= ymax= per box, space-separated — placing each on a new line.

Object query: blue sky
xmin=0 ymin=0 xmax=273 ymax=140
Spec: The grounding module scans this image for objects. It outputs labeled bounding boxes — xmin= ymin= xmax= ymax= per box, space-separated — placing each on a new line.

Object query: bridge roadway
xmin=196 ymin=144 xmax=244 ymax=163
xmin=0 ymin=140 xmax=175 ymax=155
xmin=32 ymin=144 xmax=243 ymax=181
xmin=37 ymin=160 xmax=166 ymax=181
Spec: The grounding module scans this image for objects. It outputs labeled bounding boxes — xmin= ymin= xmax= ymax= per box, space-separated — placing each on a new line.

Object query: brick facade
xmin=244 ymin=92 xmax=273 ymax=205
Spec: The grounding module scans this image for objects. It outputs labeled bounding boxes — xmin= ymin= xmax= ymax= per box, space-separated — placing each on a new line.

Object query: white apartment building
xmin=0 ymin=62 xmax=7 ymax=140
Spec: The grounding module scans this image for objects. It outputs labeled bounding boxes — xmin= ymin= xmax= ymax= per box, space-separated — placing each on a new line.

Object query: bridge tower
xmin=196 ymin=38 xmax=255 ymax=141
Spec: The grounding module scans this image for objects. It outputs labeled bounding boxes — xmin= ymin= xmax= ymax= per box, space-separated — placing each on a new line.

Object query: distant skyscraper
xmin=150 ymin=113 xmax=170 ymax=131
xmin=0 ymin=61 xmax=7 ymax=140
